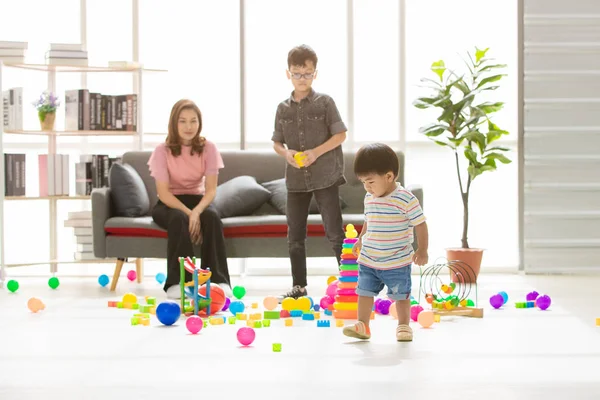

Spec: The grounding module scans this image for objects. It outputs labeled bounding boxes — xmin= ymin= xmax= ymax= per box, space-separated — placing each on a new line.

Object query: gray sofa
xmin=91 ymin=149 xmax=423 ymax=290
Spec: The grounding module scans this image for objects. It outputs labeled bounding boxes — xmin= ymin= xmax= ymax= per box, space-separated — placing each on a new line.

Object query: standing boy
xmin=343 ymin=143 xmax=429 ymax=342
xmin=272 ymin=44 xmax=347 ymax=300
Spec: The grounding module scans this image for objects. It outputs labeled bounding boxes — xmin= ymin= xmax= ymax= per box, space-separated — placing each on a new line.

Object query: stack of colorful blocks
xmin=333 ymin=225 xmax=360 ymax=319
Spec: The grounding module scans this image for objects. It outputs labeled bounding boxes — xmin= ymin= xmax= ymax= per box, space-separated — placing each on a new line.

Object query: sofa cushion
xmin=108 ymin=162 xmax=151 ymax=217
xmin=261 ymin=178 xmax=348 ymax=215
xmin=104 ymin=214 xmax=365 ymax=239
xmin=212 ymin=176 xmax=272 ymax=218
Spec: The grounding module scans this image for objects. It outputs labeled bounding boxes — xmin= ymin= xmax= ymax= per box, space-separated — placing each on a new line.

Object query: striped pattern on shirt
xmin=357 ymin=184 xmax=426 ymax=270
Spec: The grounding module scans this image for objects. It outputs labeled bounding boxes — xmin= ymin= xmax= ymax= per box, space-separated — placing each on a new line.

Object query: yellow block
xmin=250 ymin=313 xmax=261 ymax=321
xmin=314 ymin=312 xmax=320 ymax=319
xmin=149 ymin=307 xmax=156 ymax=315
xmin=335 ymin=320 xmax=344 ymax=327
xmin=236 ymin=313 xmax=247 ymax=320
xmin=596 ymin=318 xmax=600 ymax=326
xmin=246 ymin=320 xmax=254 ymax=327
xmin=333 ymin=301 xmax=358 ymax=311
xmin=285 ymin=319 xmax=293 ymax=327
xmin=434 ymin=314 xmax=441 ymax=323
xmin=210 ymin=317 xmax=224 ymax=325
xmin=251 ymin=303 xmax=258 ymax=309
xmin=140 ymin=318 xmax=150 ymax=326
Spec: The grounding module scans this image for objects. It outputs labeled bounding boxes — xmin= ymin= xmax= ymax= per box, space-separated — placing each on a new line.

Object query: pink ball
xmin=127 ymin=270 xmax=137 ymax=281
xmin=186 ymin=315 xmax=203 ymax=334
xmin=326 ymin=281 xmax=338 ymax=297
xmin=320 ymin=296 xmax=334 ymax=310
xmin=237 ymin=327 xmax=256 ymax=346
xmin=410 ymin=305 xmax=424 ymax=322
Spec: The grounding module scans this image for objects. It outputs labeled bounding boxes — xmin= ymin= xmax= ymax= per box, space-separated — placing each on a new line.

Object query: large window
xmin=139 ymin=0 xmax=240 ymax=145
xmin=244 ymin=0 xmax=348 ymax=146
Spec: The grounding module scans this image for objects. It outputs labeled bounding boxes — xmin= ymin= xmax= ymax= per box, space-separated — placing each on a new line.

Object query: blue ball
xmin=229 ymin=300 xmax=245 ymax=316
xmin=156 ymin=302 xmax=181 ymax=326
xmin=498 ymin=291 xmax=508 ymax=304
xmin=98 ymin=274 xmax=109 ymax=287
xmin=313 ymin=304 xmax=320 ymax=312
xmin=155 ymin=272 xmax=166 ymax=284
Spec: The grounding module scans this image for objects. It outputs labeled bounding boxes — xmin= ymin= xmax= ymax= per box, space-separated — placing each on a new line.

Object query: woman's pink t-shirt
xmin=147 ymin=140 xmax=224 ymax=195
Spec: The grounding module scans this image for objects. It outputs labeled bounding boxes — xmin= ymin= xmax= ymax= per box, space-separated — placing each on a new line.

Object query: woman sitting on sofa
xmin=148 ymin=99 xmax=232 ymax=299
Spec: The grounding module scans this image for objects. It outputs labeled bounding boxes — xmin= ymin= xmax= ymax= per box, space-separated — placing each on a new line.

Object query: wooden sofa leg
xmin=136 ymin=258 xmax=144 ymax=283
xmin=110 ymin=258 xmax=125 ymax=292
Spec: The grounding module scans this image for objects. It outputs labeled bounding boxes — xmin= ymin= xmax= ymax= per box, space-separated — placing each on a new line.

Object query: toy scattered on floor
xmin=313 ymin=304 xmax=320 ymax=311
xmin=526 ymin=291 xmax=539 ymax=301
xmin=237 ymin=327 xmax=255 ymax=346
xmin=535 ymin=294 xmax=551 ymax=311
xmin=417 ymin=310 xmax=434 ymax=328
xmin=48 ymin=277 xmax=60 ymax=289
xmin=489 ymin=293 xmax=504 ymax=309
xmin=327 ymin=275 xmax=337 ymax=285
xmin=7 ymin=279 xmax=19 ymax=293
xmin=410 ymin=305 xmax=424 ymax=321
xmin=127 ymin=270 xmax=137 ymax=282
xmin=596 ymin=318 xmax=600 ymax=326
xmin=199 ymin=284 xmax=225 ymax=315
xmin=272 ymin=343 xmax=282 ymax=352
xmin=376 ymin=299 xmax=392 ymax=315
xmin=27 ymin=297 xmax=45 ymax=313
xmin=179 ymin=256 xmax=213 ymax=316
xmin=498 ymin=291 xmax=508 ymax=304
xmin=419 ymin=259 xmax=483 ymax=318
xmin=131 ymin=313 xmax=150 ymax=326
xmin=155 ymin=272 xmax=166 ymax=284
xmin=229 ymin=301 xmax=245 ymax=316
xmin=316 ymin=320 xmax=330 ymax=327
xmin=98 ymin=274 xmax=109 ymax=287
xmin=232 ymin=286 xmax=246 ymax=300
xmin=122 ymin=292 xmax=137 ymax=305
xmin=156 ymin=301 xmax=181 ymax=326
xmin=186 ymin=315 xmax=203 ymax=334
xmin=222 ymin=297 xmax=231 ymax=312
xmin=263 ymin=296 xmax=278 ymax=310
xmin=515 ymin=301 xmax=535 ymax=309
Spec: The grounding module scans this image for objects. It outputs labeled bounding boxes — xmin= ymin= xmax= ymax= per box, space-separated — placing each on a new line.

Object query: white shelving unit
xmin=0 ymin=61 xmax=166 ymax=285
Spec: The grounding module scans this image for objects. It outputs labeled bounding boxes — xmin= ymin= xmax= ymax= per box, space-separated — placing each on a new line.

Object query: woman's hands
xmin=189 ymin=208 xmax=203 ymax=245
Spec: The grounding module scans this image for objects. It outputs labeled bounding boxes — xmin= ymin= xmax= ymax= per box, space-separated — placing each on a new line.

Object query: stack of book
xmin=45 ymin=43 xmax=88 ymax=66
xmin=64 ymin=210 xmax=97 ymax=260
xmin=2 ymin=87 xmax=23 ymax=130
xmin=0 ymin=41 xmax=27 ymax=63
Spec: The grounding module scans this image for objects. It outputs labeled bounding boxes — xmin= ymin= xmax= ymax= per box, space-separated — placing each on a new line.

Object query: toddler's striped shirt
xmin=357 ymin=183 xmax=426 ymax=270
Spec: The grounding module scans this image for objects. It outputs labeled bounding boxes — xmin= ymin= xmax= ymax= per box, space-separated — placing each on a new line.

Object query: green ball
xmin=7 ymin=279 xmax=19 ymax=293
xmin=410 ymin=299 xmax=419 ymax=305
xmin=466 ymin=299 xmax=475 ymax=307
xmin=48 ymin=277 xmax=60 ymax=289
xmin=232 ymin=285 xmax=246 ymax=300
xmin=449 ymin=282 xmax=456 ymax=290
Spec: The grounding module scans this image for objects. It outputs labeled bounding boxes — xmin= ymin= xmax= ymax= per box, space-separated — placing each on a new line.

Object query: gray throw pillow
xmin=213 ymin=176 xmax=272 ymax=218
xmin=261 ymin=178 xmax=347 ymax=215
xmin=108 ymin=162 xmax=150 ymax=217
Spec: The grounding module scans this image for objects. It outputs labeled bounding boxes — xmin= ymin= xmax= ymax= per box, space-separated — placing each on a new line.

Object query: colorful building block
xmin=596 ymin=318 xmax=600 ymax=326
xmin=149 ymin=307 xmax=156 ymax=315
xmin=262 ymin=319 xmax=271 ymax=327
xmin=146 ymin=296 xmax=156 ymax=305
xmin=210 ymin=317 xmax=225 ymax=325
xmin=131 ymin=317 xmax=139 ymax=325
xmin=302 ymin=313 xmax=315 ymax=321
xmin=272 ymin=343 xmax=282 ymax=352
xmin=285 ymin=319 xmax=294 ymax=327
xmin=251 ymin=303 xmax=258 ymax=309
xmin=236 ymin=313 xmax=248 ymax=320
xmin=290 ymin=310 xmax=302 ymax=317
xmin=250 ymin=313 xmax=262 ymax=321
xmin=228 ymin=316 xmax=237 ymax=324
xmin=335 ymin=320 xmax=344 ymax=327
xmin=246 ymin=320 xmax=254 ymax=327
xmin=264 ymin=311 xmax=280 ymax=319
xmin=434 ymin=314 xmax=441 ymax=323
xmin=314 ymin=312 xmax=320 ymax=319
xmin=140 ymin=318 xmax=150 ymax=326
xmin=324 ymin=309 xmax=332 ymax=316
xmin=108 ymin=301 xmax=117 ymax=307
xmin=117 ymin=302 xmax=124 ymax=309
xmin=316 ymin=320 xmax=330 ymax=327
xmin=280 ymin=310 xmax=291 ymax=318
xmin=253 ymin=321 xmax=262 ymax=328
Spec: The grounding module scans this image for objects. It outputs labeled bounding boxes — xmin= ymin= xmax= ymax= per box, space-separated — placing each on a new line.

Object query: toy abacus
xmin=418 ymin=258 xmax=483 ymax=318
xmin=178 ymin=256 xmax=212 ymax=317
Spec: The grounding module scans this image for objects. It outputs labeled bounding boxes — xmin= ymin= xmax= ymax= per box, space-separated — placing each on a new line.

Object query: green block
xmin=132 ymin=303 xmax=139 ymax=310
xmin=131 ymin=317 xmax=139 ymax=325
xmin=117 ymin=302 xmax=124 ymax=309
xmin=272 ymin=343 xmax=282 ymax=352
xmin=133 ymin=313 xmax=150 ymax=318
xmin=264 ymin=311 xmax=280 ymax=320
xmin=146 ymin=297 xmax=156 ymax=305
xmin=262 ymin=320 xmax=271 ymax=327
xmin=253 ymin=321 xmax=262 ymax=328
xmin=228 ymin=316 xmax=237 ymax=324
xmin=203 ymin=320 xmax=208 ymax=328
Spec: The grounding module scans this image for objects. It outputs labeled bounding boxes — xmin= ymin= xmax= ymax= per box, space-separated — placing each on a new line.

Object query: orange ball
xmin=198 ymin=284 xmax=225 ymax=314
xmin=417 ymin=310 xmax=434 ymax=328
xmin=263 ymin=296 xmax=278 ymax=311
xmin=27 ymin=297 xmax=45 ymax=313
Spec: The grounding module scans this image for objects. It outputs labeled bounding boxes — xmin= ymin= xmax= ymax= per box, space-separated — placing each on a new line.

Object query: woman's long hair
xmin=165 ymin=99 xmax=205 ymax=156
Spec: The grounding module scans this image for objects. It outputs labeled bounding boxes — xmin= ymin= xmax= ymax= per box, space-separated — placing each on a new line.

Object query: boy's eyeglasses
xmin=289 ymin=71 xmax=316 ymax=80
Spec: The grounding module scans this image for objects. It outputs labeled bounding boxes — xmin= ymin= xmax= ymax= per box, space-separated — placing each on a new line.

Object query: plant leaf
xmin=431 ymin=60 xmax=446 ymax=81
xmin=485 ymin=152 xmax=512 ymax=164
xmin=475 ymin=101 xmax=504 ymax=114
xmin=478 ymin=63 xmax=507 ymax=73
xmin=464 ymin=147 xmax=478 ymax=165
xmin=485 ymin=146 xmax=510 ymax=153
xmin=419 ymin=123 xmax=448 ymax=137
xmin=476 ymin=74 xmax=505 ymax=89
xmin=475 ymin=47 xmax=489 ymax=63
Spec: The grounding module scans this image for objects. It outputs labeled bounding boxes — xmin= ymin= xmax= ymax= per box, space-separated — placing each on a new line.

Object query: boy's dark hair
xmin=287 ymin=44 xmax=318 ymax=69
xmin=354 ymin=143 xmax=400 ymax=178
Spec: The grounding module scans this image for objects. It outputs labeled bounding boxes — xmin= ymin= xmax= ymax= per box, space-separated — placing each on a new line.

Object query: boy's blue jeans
xmin=286 ymin=184 xmax=344 ymax=288
xmin=355 ymin=264 xmax=412 ymax=301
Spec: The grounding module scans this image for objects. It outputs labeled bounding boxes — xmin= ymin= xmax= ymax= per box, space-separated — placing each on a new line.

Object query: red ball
xmin=198 ymin=284 xmax=226 ymax=315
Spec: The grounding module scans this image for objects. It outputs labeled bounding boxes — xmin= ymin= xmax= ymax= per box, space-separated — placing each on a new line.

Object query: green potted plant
xmin=33 ymin=91 xmax=60 ymax=131
xmin=413 ymin=47 xmax=511 ymax=282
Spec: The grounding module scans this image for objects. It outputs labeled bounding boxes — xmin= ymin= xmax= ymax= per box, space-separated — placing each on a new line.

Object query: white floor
xmin=1 ymin=270 xmax=600 ymax=400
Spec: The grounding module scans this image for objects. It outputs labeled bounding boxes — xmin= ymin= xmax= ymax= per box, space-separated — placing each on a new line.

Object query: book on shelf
xmin=0 ymin=41 xmax=27 ymax=63
xmin=38 ymin=154 xmax=70 ymax=196
xmin=2 ymin=87 xmax=24 ymax=130
xmin=4 ymin=153 xmax=25 ymax=196
xmin=76 ymin=154 xmax=120 ymax=195
xmin=65 ymin=89 xmax=137 ymax=132
xmin=46 ymin=44 xmax=88 ymax=66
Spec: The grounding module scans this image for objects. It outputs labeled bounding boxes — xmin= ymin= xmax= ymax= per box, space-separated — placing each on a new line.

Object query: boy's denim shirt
xmin=272 ymin=89 xmax=347 ymax=192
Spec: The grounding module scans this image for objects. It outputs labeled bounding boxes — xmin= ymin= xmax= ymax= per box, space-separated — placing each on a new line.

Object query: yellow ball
xmin=281 ymin=297 xmax=296 ymax=311
xmin=122 ymin=293 xmax=137 ymax=304
xmin=296 ymin=297 xmax=311 ymax=311
xmin=441 ymin=284 xmax=449 ymax=293
xmin=444 ymin=301 xmax=454 ymax=310
xmin=326 ymin=275 xmax=337 ymax=285
xmin=459 ymin=299 xmax=467 ymax=307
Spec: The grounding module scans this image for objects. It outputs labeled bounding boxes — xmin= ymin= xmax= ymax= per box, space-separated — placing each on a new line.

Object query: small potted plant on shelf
xmin=413 ymin=47 xmax=511 ymax=282
xmin=32 ymin=91 xmax=60 ymax=131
